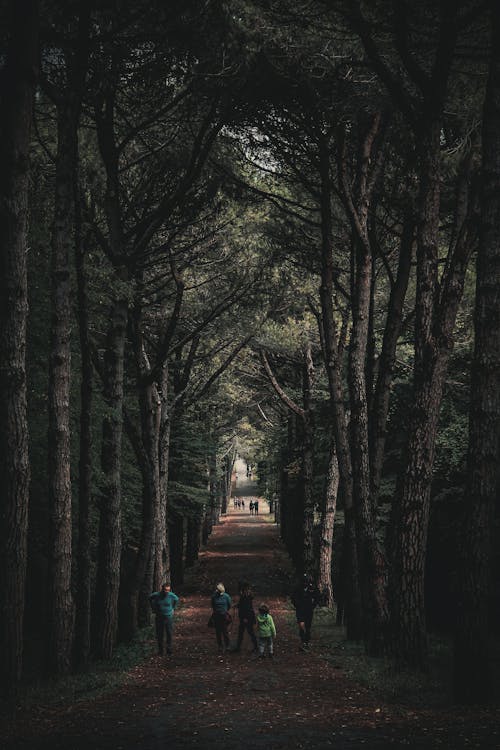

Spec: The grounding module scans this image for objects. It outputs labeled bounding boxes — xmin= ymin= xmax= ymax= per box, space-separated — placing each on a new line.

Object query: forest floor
xmin=3 ymin=469 xmax=500 ymax=749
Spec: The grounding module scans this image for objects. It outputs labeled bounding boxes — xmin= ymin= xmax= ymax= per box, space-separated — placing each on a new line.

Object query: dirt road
xmin=4 ymin=474 xmax=500 ymax=749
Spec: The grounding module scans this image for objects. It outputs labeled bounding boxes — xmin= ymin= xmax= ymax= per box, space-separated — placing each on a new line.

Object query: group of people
xmin=232 ymin=497 xmax=260 ymax=514
xmin=150 ymin=573 xmax=321 ymax=659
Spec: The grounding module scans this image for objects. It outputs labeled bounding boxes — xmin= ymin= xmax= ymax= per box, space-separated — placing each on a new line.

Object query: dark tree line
xmin=0 ymin=0 xmax=498 ymax=709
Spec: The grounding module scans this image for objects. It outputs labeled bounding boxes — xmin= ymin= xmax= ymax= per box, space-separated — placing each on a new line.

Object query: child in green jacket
xmin=256 ymin=604 xmax=276 ymax=659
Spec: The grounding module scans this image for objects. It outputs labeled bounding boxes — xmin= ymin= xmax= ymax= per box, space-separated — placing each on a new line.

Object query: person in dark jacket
xmin=233 ymin=581 xmax=257 ymax=653
xmin=211 ymin=582 xmax=232 ymax=654
xmin=149 ymin=583 xmax=179 ymax=656
xmin=291 ymin=574 xmax=321 ymax=651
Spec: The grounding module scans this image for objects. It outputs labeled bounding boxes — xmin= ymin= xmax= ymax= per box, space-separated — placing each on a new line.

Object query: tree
xmin=0 ymin=0 xmax=38 ymax=704
xmin=454 ymin=0 xmax=500 ymax=704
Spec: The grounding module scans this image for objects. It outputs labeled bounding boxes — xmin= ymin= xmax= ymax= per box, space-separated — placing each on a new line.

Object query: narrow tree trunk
xmin=369 ymin=212 xmax=413 ymax=507
xmin=74 ymin=155 xmax=93 ymax=671
xmin=93 ymin=295 xmax=127 ymax=659
xmin=47 ymin=101 xmax=76 ymax=676
xmin=169 ymin=512 xmax=185 ymax=587
xmin=318 ymin=436 xmax=339 ymax=608
xmin=0 ymin=0 xmax=38 ymax=704
xmin=156 ymin=372 xmax=171 ymax=588
xmin=186 ymin=515 xmax=201 ymax=567
xmin=454 ymin=4 xmax=500 ymax=703
xmin=302 ymin=343 xmax=315 ymax=573
xmin=318 ymin=134 xmax=363 ymax=640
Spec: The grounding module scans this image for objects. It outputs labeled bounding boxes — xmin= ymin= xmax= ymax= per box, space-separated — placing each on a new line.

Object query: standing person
xmin=149 ymin=583 xmax=179 ymax=656
xmin=233 ymin=581 xmax=258 ymax=653
xmin=254 ymin=499 xmax=259 ymax=515
xmin=211 ymin=582 xmax=232 ymax=654
xmin=256 ymin=603 xmax=276 ymax=659
xmin=291 ymin=574 xmax=321 ymax=651
xmin=249 ymin=500 xmax=254 ymax=515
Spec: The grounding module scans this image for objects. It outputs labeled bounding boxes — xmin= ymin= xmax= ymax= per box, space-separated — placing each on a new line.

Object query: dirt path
xmin=4 ymin=473 xmax=500 ymax=749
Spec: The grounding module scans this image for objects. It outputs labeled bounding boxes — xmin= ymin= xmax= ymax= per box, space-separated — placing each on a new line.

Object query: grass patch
xmin=15 ymin=625 xmax=156 ymax=713
xmin=288 ymin=605 xmax=457 ymax=709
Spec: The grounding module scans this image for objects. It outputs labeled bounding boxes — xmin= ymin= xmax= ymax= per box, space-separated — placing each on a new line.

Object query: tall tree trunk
xmin=454 ymin=3 xmax=500 ymax=703
xmin=156 ymin=369 xmax=171 ymax=588
xmin=47 ymin=100 xmax=76 ymax=676
xmin=369 ymin=211 xmax=413 ymax=507
xmin=0 ymin=0 xmax=38 ymax=704
xmin=302 ymin=343 xmax=315 ymax=574
xmin=391 ymin=122 xmax=472 ymax=668
xmin=349 ymin=233 xmax=389 ymax=655
xmin=318 ymin=134 xmax=363 ymax=640
xmin=318 ymin=435 xmax=339 ymax=608
xmin=93 ymin=294 xmax=127 ymax=659
xmin=74 ymin=163 xmax=93 ymax=670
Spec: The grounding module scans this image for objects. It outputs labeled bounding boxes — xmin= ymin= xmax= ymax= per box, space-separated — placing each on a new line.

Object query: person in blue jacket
xmin=211 ymin=582 xmax=232 ymax=654
xmin=150 ymin=582 xmax=179 ymax=656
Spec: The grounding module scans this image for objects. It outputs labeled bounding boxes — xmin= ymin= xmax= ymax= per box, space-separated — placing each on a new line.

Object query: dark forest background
xmin=1 ymin=0 xmax=499 ymax=710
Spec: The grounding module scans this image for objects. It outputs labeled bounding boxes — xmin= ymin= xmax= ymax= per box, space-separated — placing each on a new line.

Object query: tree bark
xmin=318 ymin=133 xmax=363 ymax=640
xmin=74 ymin=160 xmax=93 ymax=670
xmin=47 ymin=100 xmax=77 ymax=677
xmin=318 ymin=436 xmax=339 ymax=608
xmin=0 ymin=0 xmax=38 ymax=704
xmin=93 ymin=294 xmax=127 ymax=659
xmin=369 ymin=210 xmax=414 ymax=507
xmin=454 ymin=1 xmax=500 ymax=703
xmin=391 ymin=122 xmax=473 ymax=669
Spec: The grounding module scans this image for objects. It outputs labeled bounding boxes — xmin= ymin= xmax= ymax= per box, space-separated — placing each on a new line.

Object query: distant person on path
xmin=149 ymin=583 xmax=179 ymax=656
xmin=249 ymin=500 xmax=254 ymax=515
xmin=242 ymin=499 xmax=245 ymax=509
xmin=233 ymin=581 xmax=258 ymax=653
xmin=211 ymin=582 xmax=232 ymax=654
xmin=254 ymin=499 xmax=259 ymax=515
xmin=291 ymin=574 xmax=321 ymax=652
xmin=256 ymin=603 xmax=276 ymax=659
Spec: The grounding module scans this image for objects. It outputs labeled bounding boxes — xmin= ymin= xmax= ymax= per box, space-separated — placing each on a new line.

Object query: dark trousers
xmin=236 ymin=620 xmax=257 ymax=650
xmin=214 ymin=612 xmax=230 ymax=649
xmin=156 ymin=615 xmax=174 ymax=654
xmin=297 ymin=613 xmax=313 ymax=644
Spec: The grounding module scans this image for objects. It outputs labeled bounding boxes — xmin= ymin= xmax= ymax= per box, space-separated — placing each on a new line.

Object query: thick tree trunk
xmin=0 ymin=0 xmax=38 ymax=704
xmin=391 ymin=122 xmax=472 ymax=668
xmin=454 ymin=4 xmax=500 ymax=703
xmin=47 ymin=101 xmax=76 ymax=676
xmin=318 ymin=436 xmax=339 ymax=608
xmin=93 ymin=295 xmax=127 ymax=659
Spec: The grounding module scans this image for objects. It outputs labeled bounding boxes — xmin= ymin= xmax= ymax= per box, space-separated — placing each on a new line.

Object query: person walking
xmin=233 ymin=581 xmax=258 ymax=653
xmin=211 ymin=582 xmax=232 ymax=654
xmin=149 ymin=583 xmax=179 ymax=656
xmin=254 ymin=499 xmax=259 ymax=515
xmin=291 ymin=574 xmax=321 ymax=651
xmin=256 ymin=603 xmax=276 ymax=659
xmin=249 ymin=500 xmax=254 ymax=515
